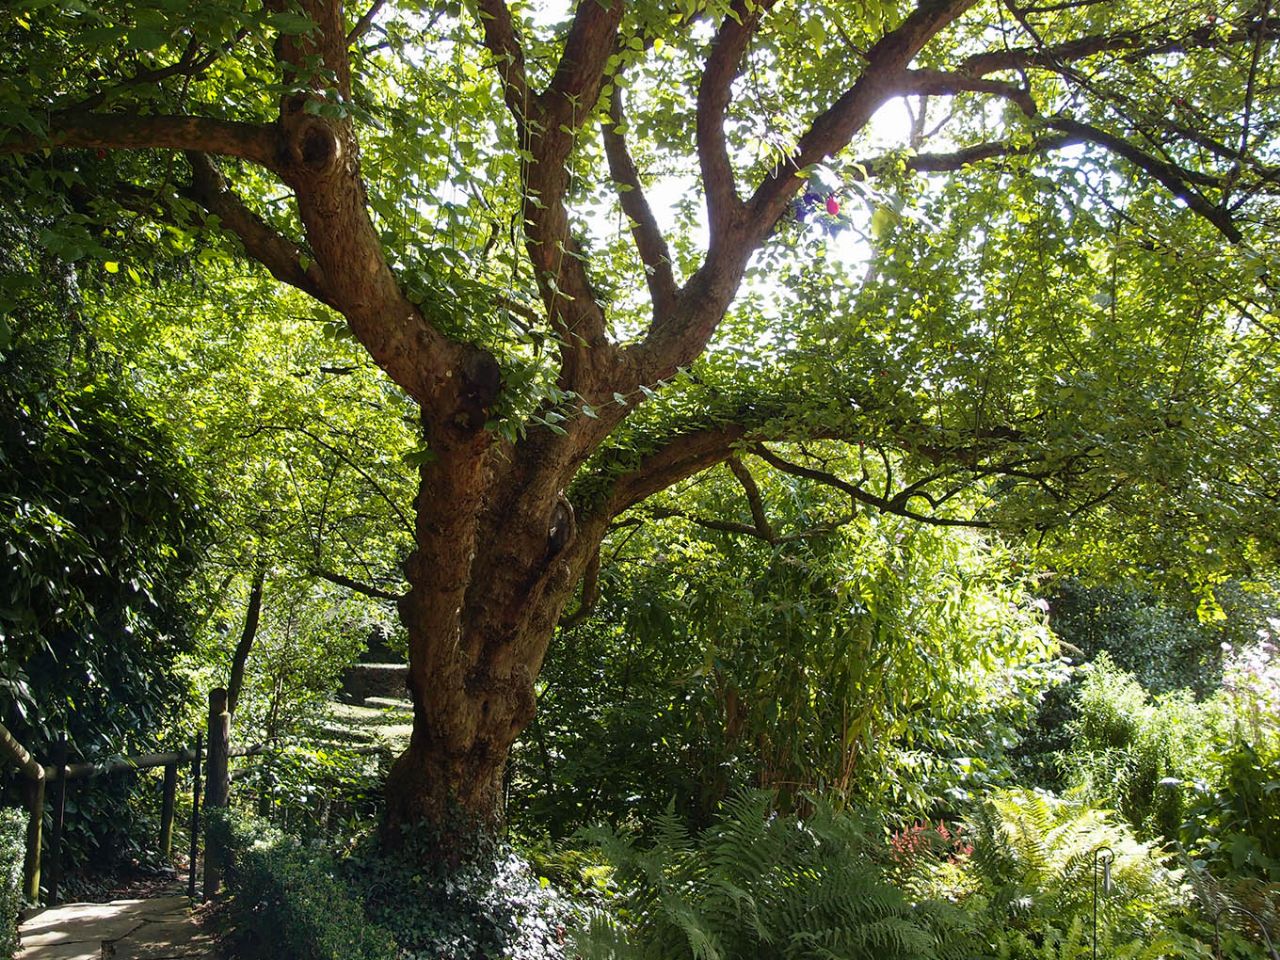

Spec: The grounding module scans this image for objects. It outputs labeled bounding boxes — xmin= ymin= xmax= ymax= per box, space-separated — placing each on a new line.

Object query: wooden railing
xmin=1 ymin=688 xmax=271 ymax=905
xmin=4 ymin=685 xmax=390 ymax=906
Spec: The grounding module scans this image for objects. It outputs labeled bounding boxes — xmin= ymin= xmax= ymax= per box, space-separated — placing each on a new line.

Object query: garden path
xmin=17 ymin=890 xmax=218 ymax=960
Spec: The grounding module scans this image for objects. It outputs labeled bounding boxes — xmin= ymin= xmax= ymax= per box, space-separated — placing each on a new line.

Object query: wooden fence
xmin=1 ymin=688 xmax=273 ymax=905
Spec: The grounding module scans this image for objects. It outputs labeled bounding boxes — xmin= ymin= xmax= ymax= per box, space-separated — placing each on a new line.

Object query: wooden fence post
xmin=202 ymin=689 xmax=230 ymax=901
xmin=188 ymin=732 xmax=202 ymax=900
xmin=22 ymin=775 xmax=44 ymax=904
xmin=159 ymin=760 xmax=178 ymax=858
xmin=47 ymin=735 xmax=67 ymax=905
xmin=2 ymin=718 xmax=48 ymax=904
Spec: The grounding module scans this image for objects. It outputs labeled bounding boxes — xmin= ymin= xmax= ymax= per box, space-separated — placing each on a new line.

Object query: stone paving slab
xmin=18 ymin=893 xmax=218 ymax=960
xmin=17 ymin=942 xmax=101 ymax=960
xmin=109 ymin=919 xmax=216 ymax=960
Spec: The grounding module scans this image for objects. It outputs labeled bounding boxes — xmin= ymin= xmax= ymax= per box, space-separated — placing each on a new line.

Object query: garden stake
xmin=1092 ymin=845 xmax=1114 ymax=960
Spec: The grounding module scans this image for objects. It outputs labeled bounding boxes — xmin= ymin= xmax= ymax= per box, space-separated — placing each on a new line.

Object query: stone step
xmin=364 ymin=696 xmax=413 ymax=712
xmin=339 ymin=661 xmax=408 ymax=705
xmin=311 ymin=722 xmax=376 ymax=744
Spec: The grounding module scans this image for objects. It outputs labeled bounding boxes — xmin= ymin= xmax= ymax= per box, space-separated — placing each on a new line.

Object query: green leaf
xmin=267 ymin=11 xmax=317 ymax=34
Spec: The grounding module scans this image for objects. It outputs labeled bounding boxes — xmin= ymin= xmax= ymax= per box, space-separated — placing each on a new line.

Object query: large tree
xmin=1 ymin=0 xmax=1277 ymax=843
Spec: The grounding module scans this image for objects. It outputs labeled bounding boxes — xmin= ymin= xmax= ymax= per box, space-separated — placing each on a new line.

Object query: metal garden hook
xmin=1092 ymin=845 xmax=1114 ymax=960
xmin=1214 ymin=904 xmax=1280 ymax=960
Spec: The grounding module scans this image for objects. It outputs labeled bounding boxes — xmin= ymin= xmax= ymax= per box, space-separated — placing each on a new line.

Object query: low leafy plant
xmin=0 ymin=808 xmax=23 ymax=960
xmin=1182 ymin=641 xmax=1280 ymax=882
xmin=1181 ymin=869 xmax=1280 ymax=960
xmin=347 ymin=820 xmax=578 ymax=960
xmin=207 ymin=807 xmax=397 ymax=960
xmin=238 ymin=743 xmax=388 ymax=842
xmin=938 ymin=788 xmax=1201 ymax=960
xmin=1183 ymin=742 xmax=1280 ymax=882
xmin=574 ymin=789 xmax=968 ymax=960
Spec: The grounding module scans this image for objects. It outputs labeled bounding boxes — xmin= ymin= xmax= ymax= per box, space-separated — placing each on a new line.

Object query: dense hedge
xmin=207 ymin=809 xmax=396 ymax=960
xmin=0 ymin=808 xmax=24 ymax=960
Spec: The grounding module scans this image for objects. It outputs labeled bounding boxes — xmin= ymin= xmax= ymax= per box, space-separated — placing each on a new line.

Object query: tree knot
xmin=547 ymin=493 xmax=575 ymax=558
xmin=288 ymin=117 xmax=342 ymax=176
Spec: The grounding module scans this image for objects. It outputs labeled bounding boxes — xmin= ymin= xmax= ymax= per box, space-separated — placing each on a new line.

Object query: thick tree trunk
xmin=380 ymin=607 xmax=553 ymax=850
xmin=381 ymin=693 xmax=515 ymax=841
xmin=379 ymin=440 xmax=595 ymax=853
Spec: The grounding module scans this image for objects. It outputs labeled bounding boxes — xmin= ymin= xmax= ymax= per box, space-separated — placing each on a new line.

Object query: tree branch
xmin=312 ymin=567 xmax=404 ymax=602
xmin=957 ymin=18 xmax=1280 ymax=78
xmin=751 ymin=444 xmax=991 ymax=528
xmin=645 ymin=505 xmax=852 ymax=544
xmin=557 ymin=545 xmax=601 ymax=629
xmin=540 ymin=0 xmax=624 ymax=142
xmin=895 ymin=68 xmax=1036 ymax=113
xmin=184 ymin=152 xmax=336 ymax=308
xmin=227 ymin=563 xmax=266 ymax=716
xmin=697 ymin=0 xmax=775 ymax=239
xmin=347 ymin=0 xmax=387 ymax=44
xmin=70 ymin=30 xmax=252 ymax=113
xmin=243 ymin=422 xmax=415 ymax=535
xmin=269 ymin=0 xmax=489 ymax=416
xmin=0 ymin=113 xmax=281 ymax=172
xmin=602 ymin=88 xmax=678 ymax=318
xmin=477 ymin=0 xmax=621 ymax=395
xmin=859 ymin=132 xmax=1080 ymax=174
xmin=648 ymin=505 xmax=764 ymax=538
xmin=475 ymin=0 xmax=532 ymax=127
xmin=868 ymin=65 xmax=1254 ymax=243
xmin=744 ymin=0 xmax=978 ymax=241
xmin=727 ymin=456 xmax=774 ymax=541
xmin=628 ymin=0 xmax=974 ymax=390
xmin=603 ymin=425 xmax=748 ymax=517
xmin=1045 ymin=116 xmax=1242 ymax=242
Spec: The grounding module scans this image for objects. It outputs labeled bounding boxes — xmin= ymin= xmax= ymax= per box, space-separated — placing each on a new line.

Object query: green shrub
xmin=574 ymin=790 xmax=967 ymax=960
xmin=1183 ymin=640 xmax=1280 ymax=881
xmin=207 ymin=808 xmax=396 ymax=960
xmin=1062 ymin=656 xmax=1222 ymax=841
xmin=1183 ymin=739 xmax=1280 ymax=882
xmin=0 ymin=808 xmax=23 ymax=960
xmin=1061 ymin=648 xmax=1280 ymax=883
xmin=940 ymin=789 xmax=1201 ymax=960
xmin=347 ymin=821 xmax=578 ymax=960
xmin=239 ymin=743 xmax=389 ymax=842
